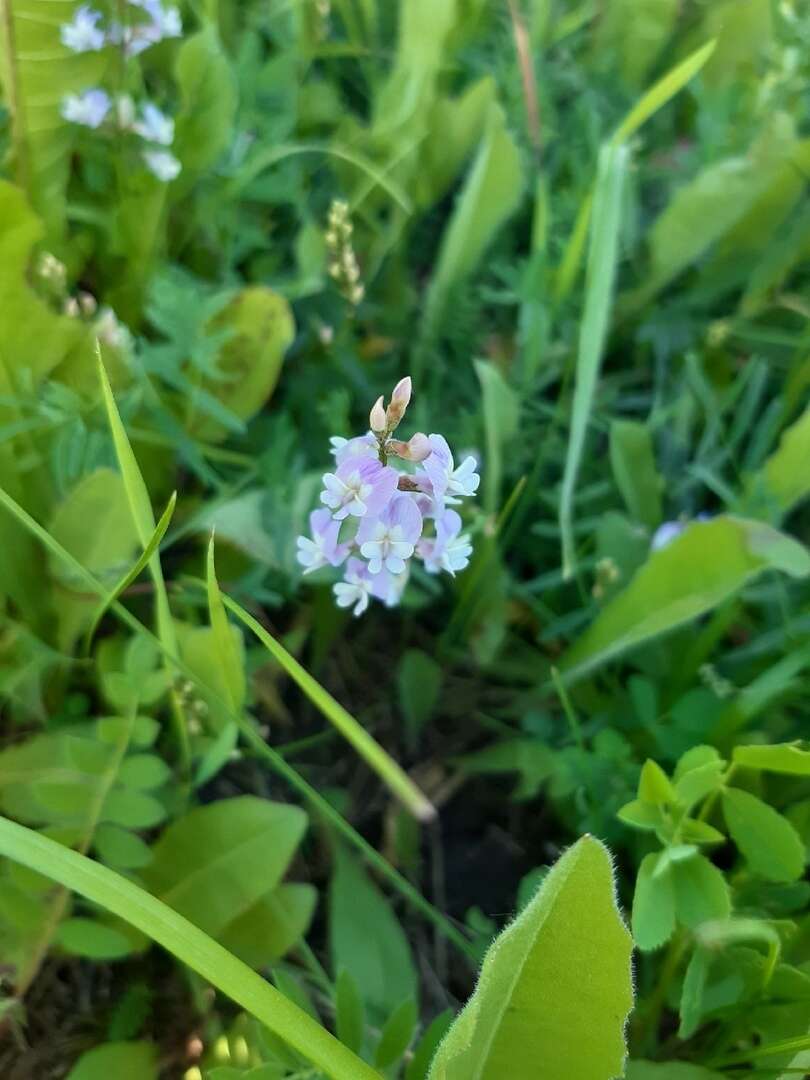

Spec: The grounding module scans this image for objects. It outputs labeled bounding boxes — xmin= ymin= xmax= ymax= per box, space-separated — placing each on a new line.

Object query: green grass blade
xmin=559 ymin=143 xmax=628 ymax=579
xmin=0 ymin=815 xmax=381 ymax=1080
xmin=219 ymin=591 xmax=437 ymax=823
xmin=97 ymin=348 xmax=177 ymax=654
xmin=84 ymin=492 xmax=177 ymax=652
xmin=206 ymin=535 xmax=245 ymax=713
xmin=612 ymin=39 xmax=717 ymax=146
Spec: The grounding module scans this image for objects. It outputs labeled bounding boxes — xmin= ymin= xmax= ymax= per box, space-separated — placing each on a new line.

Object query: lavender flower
xmin=60 ymin=5 xmax=105 ymax=52
xmin=421 ymin=434 xmax=480 ymax=507
xmin=298 ymin=377 xmax=479 ymax=615
xmin=357 ymin=495 xmax=422 ymax=575
xmin=320 ymin=456 xmax=398 ymax=521
xmin=296 ymin=509 xmax=348 ymax=574
xmin=61 ymin=88 xmax=111 ymax=128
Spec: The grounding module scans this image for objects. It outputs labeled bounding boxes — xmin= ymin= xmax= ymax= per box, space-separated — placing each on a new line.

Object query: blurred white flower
xmin=143 ymin=148 xmax=181 ymax=181
xmin=60 ymin=5 xmax=105 ymax=52
xmin=60 ymin=89 xmax=111 ymax=128
xmin=134 ymin=102 xmax=174 ymax=145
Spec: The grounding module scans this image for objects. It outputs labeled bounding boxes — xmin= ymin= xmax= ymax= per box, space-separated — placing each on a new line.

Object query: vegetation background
xmin=0 ymin=0 xmax=809 ymax=1077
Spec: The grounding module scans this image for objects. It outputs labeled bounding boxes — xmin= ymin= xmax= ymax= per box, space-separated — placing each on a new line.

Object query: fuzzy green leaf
xmin=429 ymin=836 xmax=633 ymax=1080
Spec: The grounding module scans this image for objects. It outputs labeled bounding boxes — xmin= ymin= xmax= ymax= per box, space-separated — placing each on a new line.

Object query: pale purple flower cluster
xmin=59 ymin=3 xmax=182 ymax=182
xmin=297 ymin=378 xmax=479 ymax=616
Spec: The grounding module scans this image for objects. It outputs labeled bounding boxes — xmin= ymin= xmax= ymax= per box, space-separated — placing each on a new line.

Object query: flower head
xmin=301 ymin=377 xmax=477 ymax=613
xmin=61 ymin=88 xmax=111 ymax=128
xmin=60 ymin=5 xmax=105 ymax=52
xmin=357 ymin=495 xmax=423 ymax=575
xmin=320 ymin=457 xmax=398 ymax=521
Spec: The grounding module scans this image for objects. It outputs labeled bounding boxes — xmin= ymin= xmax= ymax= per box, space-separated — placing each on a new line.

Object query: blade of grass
xmin=554 ymin=40 xmax=714 ymax=302
xmin=217 ymin=587 xmax=437 ymax=824
xmin=206 ymin=534 xmax=244 ymax=714
xmin=559 ymin=143 xmax=627 ymax=580
xmin=97 ymin=348 xmax=189 ymax=775
xmin=0 ymin=815 xmax=381 ymax=1080
xmin=611 ymin=39 xmax=716 ymax=146
xmin=0 ymin=483 xmax=474 ymax=960
xmin=84 ymin=491 xmax=177 ymax=653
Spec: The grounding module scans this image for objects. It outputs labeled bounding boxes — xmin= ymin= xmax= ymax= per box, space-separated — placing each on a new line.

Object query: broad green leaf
xmin=560 ymin=516 xmax=810 ymax=682
xmin=700 ymin=0 xmax=772 ymax=86
xmin=722 ymin=788 xmax=805 ymax=883
xmin=141 ymin=797 xmax=308 ymax=937
xmin=117 ymin=754 xmax=171 ymax=792
xmin=617 ymin=800 xmax=662 ymax=831
xmin=630 ymin=119 xmax=798 ymax=303
xmin=559 ymin=142 xmax=628 ymax=578
xmin=475 ymin=360 xmax=520 ymax=515
xmin=66 ymin=1041 xmax=157 ymax=1080
xmin=0 ymin=816 xmax=376 ymax=1080
xmin=57 ymin=917 xmax=134 ymax=961
xmin=101 ymin=788 xmax=166 ymax=830
xmin=398 ymin=649 xmax=443 ymax=746
xmin=753 ymin=406 xmax=810 ymax=518
xmin=330 ymin=846 xmax=417 ymax=1021
xmin=679 ymin=947 xmax=711 ymax=1039
xmin=336 ymin=969 xmax=366 ymax=1055
xmin=0 ymin=2 xmax=106 ymax=242
xmin=375 ymin=998 xmax=418 ymax=1069
xmin=733 ymin=742 xmax=810 ymax=776
xmin=671 ymin=853 xmax=730 ymax=929
xmin=423 ymin=102 xmax=522 ymax=332
xmin=418 ymin=78 xmax=495 ymax=207
xmin=174 ymin=23 xmax=237 ymax=178
xmin=194 ymin=722 xmax=240 ymax=788
xmin=609 ymin=420 xmax=662 ymax=528
xmin=187 ymin=287 xmax=294 ymax=442
xmin=429 ymin=836 xmax=633 ymax=1080
xmin=632 ymin=852 xmax=676 ymax=951
xmin=93 ymin=824 xmax=153 ymax=871
xmin=219 ymin=883 xmax=317 ymax=969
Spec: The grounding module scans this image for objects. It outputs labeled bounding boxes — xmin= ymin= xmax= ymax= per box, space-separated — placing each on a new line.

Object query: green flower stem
xmin=0 ymin=816 xmax=381 ymax=1080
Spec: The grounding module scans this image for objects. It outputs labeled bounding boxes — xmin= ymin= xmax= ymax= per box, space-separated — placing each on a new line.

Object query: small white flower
xmin=116 ymin=94 xmax=136 ymax=129
xmin=333 ymin=559 xmax=373 ymax=616
xmin=134 ymin=103 xmax=174 ymax=146
xmin=60 ymin=5 xmax=105 ymax=52
xmin=143 ymin=148 xmax=181 ymax=182
xmin=61 ymin=89 xmax=111 ymax=129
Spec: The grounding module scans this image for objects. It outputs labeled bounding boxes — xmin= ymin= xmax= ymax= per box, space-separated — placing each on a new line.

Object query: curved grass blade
xmin=218 ymin=590 xmax=437 ymax=824
xmin=84 ymin=492 xmax=177 ymax=653
xmin=206 ymin=534 xmax=244 ymax=714
xmin=0 ymin=815 xmax=381 ymax=1080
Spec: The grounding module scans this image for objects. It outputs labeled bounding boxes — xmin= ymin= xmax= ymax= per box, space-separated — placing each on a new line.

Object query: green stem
xmin=0 ymin=816 xmax=380 ymax=1080
xmin=0 ymin=484 xmax=476 ymax=963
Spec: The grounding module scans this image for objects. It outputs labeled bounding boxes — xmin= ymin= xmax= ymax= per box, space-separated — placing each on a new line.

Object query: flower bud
xmin=388 ymin=432 xmax=431 ymax=462
xmin=369 ymin=395 xmax=387 ymax=433
xmin=386 ymin=376 xmax=412 ymax=430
